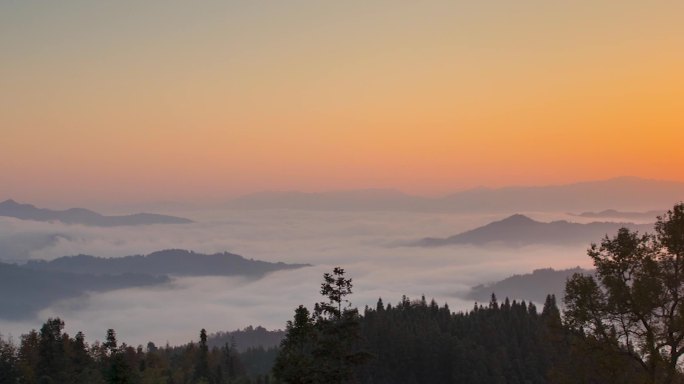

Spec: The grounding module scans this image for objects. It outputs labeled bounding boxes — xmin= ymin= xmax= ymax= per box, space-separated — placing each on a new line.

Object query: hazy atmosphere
xmin=1 ymin=2 xmax=683 ymax=383
xmin=1 ymin=186 xmax=678 ymax=345
xmin=1 ymin=207 xmax=594 ymax=345
xmin=2 ymin=1 xmax=683 ymax=207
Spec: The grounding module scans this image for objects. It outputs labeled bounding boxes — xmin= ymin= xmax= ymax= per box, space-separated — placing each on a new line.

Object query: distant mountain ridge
xmin=0 ymin=199 xmax=193 ymax=226
xmin=1 ymin=249 xmax=310 ymax=320
xmin=435 ymin=177 xmax=684 ymax=213
xmin=224 ymin=177 xmax=684 ymax=212
xmin=464 ymin=267 xmax=594 ymax=305
xmin=413 ymin=214 xmax=653 ymax=247
xmin=571 ymin=209 xmax=665 ymax=220
xmin=24 ymin=249 xmax=310 ymax=277
xmin=225 ymin=189 xmax=422 ymax=211
xmin=0 ymin=261 xmax=169 ymax=320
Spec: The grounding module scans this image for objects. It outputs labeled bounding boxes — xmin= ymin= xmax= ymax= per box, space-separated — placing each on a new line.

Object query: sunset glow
xmin=2 ymin=1 xmax=683 ymax=206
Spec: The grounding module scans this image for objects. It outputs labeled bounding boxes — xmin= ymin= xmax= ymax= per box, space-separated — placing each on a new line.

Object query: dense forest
xmin=271 ymin=268 xmax=649 ymax=384
xmin=0 ymin=320 xmax=277 ymax=384
xmin=0 ymin=294 xmax=647 ymax=384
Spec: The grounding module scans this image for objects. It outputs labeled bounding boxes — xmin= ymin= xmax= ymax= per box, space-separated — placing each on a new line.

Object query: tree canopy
xmin=274 ymin=267 xmax=369 ymax=384
xmin=564 ymin=202 xmax=684 ymax=383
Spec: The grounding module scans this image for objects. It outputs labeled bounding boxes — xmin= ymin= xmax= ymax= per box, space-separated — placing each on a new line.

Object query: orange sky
xmin=1 ymin=1 xmax=683 ymax=206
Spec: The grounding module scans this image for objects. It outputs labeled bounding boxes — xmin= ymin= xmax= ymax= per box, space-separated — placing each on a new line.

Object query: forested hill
xmin=414 ymin=214 xmax=652 ymax=247
xmin=0 ymin=261 xmax=168 ymax=320
xmin=0 ymin=199 xmax=193 ymax=226
xmin=2 ymin=250 xmax=308 ymax=319
xmin=23 ymin=249 xmax=310 ymax=277
xmin=465 ymin=267 xmax=594 ymax=304
xmin=208 ymin=326 xmax=286 ymax=352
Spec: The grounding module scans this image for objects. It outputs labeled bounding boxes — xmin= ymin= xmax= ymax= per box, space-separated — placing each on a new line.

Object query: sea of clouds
xmin=0 ymin=208 xmax=593 ymax=346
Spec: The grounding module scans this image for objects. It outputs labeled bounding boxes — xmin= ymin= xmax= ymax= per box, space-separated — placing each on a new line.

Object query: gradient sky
xmin=1 ymin=1 xmax=683 ymax=206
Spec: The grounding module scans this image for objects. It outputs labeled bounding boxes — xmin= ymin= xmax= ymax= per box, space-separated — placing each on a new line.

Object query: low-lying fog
xmin=0 ymin=209 xmax=597 ymax=346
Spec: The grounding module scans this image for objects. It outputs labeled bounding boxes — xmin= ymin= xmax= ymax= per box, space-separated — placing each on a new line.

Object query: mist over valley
xmin=0 ymin=181 xmax=673 ymax=347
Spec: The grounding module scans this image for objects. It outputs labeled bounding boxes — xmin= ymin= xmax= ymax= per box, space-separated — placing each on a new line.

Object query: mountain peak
xmin=498 ymin=214 xmax=536 ymax=224
xmin=0 ymin=199 xmax=37 ymax=211
xmin=414 ymin=214 xmax=651 ymax=247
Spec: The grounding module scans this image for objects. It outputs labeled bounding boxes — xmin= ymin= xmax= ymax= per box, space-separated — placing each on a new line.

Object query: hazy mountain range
xmin=0 ymin=250 xmax=309 ymax=320
xmin=0 ymin=199 xmax=193 ymax=226
xmin=464 ymin=267 xmax=594 ymax=305
xmin=570 ymin=209 xmax=665 ymax=220
xmin=0 ymin=261 xmax=169 ymax=321
xmin=24 ymin=249 xmax=310 ymax=277
xmin=223 ymin=177 xmax=683 ymax=212
xmin=413 ymin=214 xmax=653 ymax=247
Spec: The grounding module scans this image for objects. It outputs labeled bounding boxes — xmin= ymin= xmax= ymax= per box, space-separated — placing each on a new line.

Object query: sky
xmin=1 ymin=1 xmax=683 ymax=206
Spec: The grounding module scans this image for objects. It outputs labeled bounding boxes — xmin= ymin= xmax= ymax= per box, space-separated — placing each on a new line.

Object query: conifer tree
xmin=194 ymin=329 xmax=210 ymax=383
xmin=0 ymin=334 xmax=19 ymax=384
xmin=37 ymin=318 xmax=67 ymax=383
xmin=274 ymin=267 xmax=369 ymax=384
xmin=102 ymin=328 xmax=137 ymax=384
xmin=272 ymin=305 xmax=317 ymax=384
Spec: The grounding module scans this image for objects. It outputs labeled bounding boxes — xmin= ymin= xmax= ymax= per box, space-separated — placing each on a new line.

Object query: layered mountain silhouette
xmin=2 ymin=250 xmax=309 ymax=320
xmin=0 ymin=199 xmax=193 ymax=226
xmin=464 ymin=267 xmax=594 ymax=305
xmin=570 ymin=209 xmax=665 ymax=220
xmin=224 ymin=177 xmax=684 ymax=212
xmin=24 ymin=249 xmax=310 ymax=277
xmin=413 ymin=214 xmax=653 ymax=247
xmin=434 ymin=177 xmax=683 ymax=213
xmin=0 ymin=261 xmax=169 ymax=320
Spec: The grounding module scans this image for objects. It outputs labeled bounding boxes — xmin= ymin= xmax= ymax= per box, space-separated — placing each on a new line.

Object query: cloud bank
xmin=0 ymin=209 xmax=595 ymax=346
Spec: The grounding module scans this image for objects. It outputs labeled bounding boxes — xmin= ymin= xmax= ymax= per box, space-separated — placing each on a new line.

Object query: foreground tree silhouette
xmin=274 ymin=267 xmax=369 ymax=384
xmin=0 ymin=334 xmax=19 ymax=384
xmin=194 ymin=328 xmax=211 ymax=383
xmin=37 ymin=318 xmax=67 ymax=383
xmin=564 ymin=203 xmax=684 ymax=383
xmin=103 ymin=328 xmax=137 ymax=384
xmin=272 ymin=305 xmax=317 ymax=384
